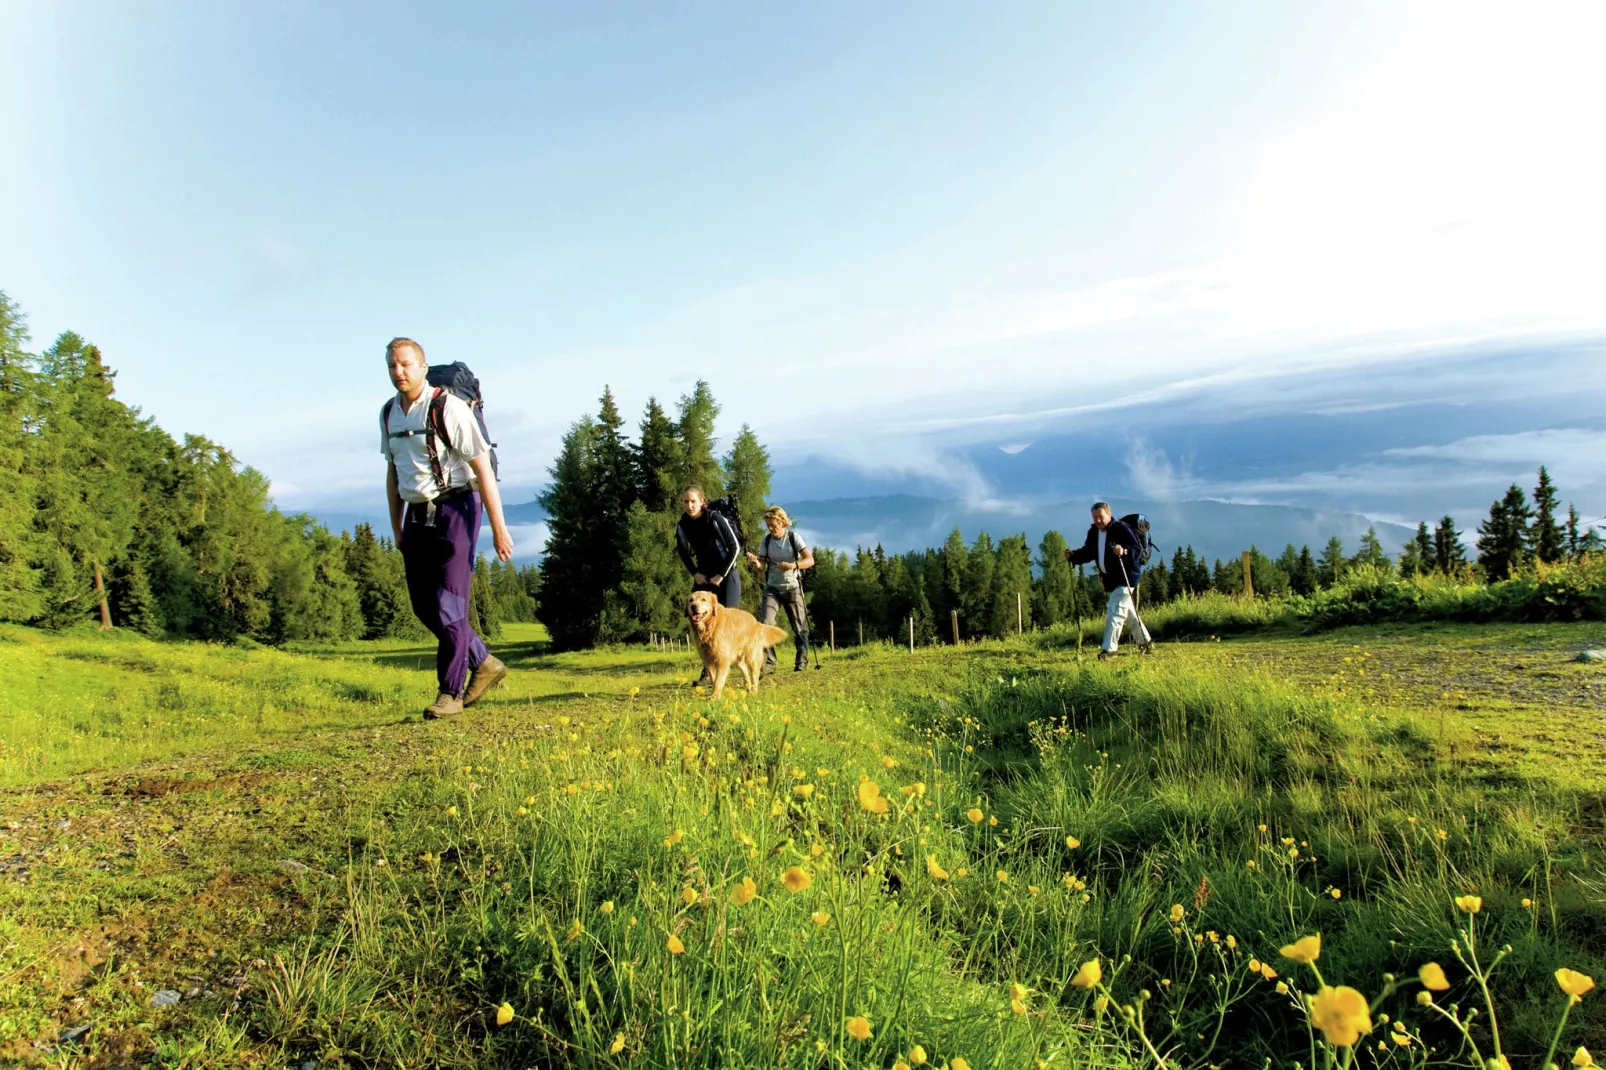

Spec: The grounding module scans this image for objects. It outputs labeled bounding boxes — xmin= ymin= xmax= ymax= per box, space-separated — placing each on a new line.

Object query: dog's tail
xmin=761 ymin=624 xmax=787 ymax=647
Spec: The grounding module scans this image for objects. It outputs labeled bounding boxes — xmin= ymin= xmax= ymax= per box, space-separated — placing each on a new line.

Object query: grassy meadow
xmin=2 ymin=618 xmax=1605 ymax=1069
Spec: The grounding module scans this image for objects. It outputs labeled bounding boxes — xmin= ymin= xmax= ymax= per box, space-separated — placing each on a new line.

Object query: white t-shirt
xmin=380 ymin=389 xmax=490 ymax=504
xmin=1096 ymin=528 xmax=1107 ymax=574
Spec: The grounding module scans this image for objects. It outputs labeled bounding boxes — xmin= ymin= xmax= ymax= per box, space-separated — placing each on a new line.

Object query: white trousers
xmin=1102 ymin=587 xmax=1150 ymax=653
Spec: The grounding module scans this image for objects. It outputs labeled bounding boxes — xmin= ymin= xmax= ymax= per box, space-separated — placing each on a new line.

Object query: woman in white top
xmin=746 ymin=505 xmax=815 ymax=673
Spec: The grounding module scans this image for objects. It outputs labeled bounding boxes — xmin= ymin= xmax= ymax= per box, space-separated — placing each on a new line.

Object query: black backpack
xmin=381 ymin=362 xmax=499 ymax=493
xmin=762 ymin=530 xmax=812 ymax=589
xmin=1119 ymin=512 xmax=1157 ymax=567
xmin=706 ymin=495 xmax=747 ymax=552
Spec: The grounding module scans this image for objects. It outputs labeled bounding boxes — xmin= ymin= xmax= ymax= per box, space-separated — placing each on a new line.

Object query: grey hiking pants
xmin=760 ymin=585 xmax=809 ymax=670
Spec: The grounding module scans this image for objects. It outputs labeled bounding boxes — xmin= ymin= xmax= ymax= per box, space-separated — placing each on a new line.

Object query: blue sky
xmin=4 ymin=1 xmax=1605 ymax=542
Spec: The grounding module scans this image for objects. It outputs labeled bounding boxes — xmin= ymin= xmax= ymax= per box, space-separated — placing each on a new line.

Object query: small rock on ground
xmin=150 ymin=989 xmax=181 ymax=1008
xmin=1578 ymin=650 xmax=1606 ymax=663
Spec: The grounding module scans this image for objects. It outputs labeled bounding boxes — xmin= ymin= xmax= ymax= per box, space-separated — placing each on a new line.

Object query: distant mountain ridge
xmin=783 ymin=494 xmax=1416 ymax=564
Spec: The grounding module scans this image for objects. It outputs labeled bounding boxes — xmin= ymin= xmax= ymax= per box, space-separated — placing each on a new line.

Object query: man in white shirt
xmin=381 ymin=337 xmax=514 ymax=719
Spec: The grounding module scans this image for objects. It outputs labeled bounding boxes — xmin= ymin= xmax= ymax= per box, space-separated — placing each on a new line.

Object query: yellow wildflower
xmin=601 ymin=899 xmax=615 ymax=915
xmin=664 ymin=829 xmax=683 ymax=847
xmin=1011 ymin=997 xmax=1027 ymax=1015
xmin=858 ymin=779 xmax=890 ymax=814
xmin=882 ymin=755 xmax=898 ymax=768
xmin=680 ymin=886 xmax=698 ymax=907
xmin=1330 ymin=888 xmax=1342 ymax=900
xmin=810 ymin=843 xmax=825 ymax=858
xmin=1455 ymin=895 xmax=1482 ymax=914
xmin=926 ymin=855 xmax=950 ymax=880
xmin=496 ymin=1002 xmax=514 ymax=1026
xmin=1070 ymin=959 xmax=1103 ymax=989
xmin=566 ymin=918 xmax=583 ymax=941
xmin=782 ymin=866 xmax=813 ymax=893
xmin=794 ymin=783 xmax=815 ymax=798
xmin=446 ymin=805 xmax=458 ymax=817
xmin=996 ymin=870 xmax=1010 ymax=883
xmin=952 ymin=1059 xmax=972 ymax=1070
xmin=610 ymin=1032 xmax=626 ymax=1054
xmin=1417 ymin=991 xmax=1434 ymax=1007
xmin=1280 ymin=934 xmax=1321 ymax=964
xmin=812 ymin=910 xmax=831 ymax=926
xmin=1168 ymin=903 xmax=1185 ymax=924
xmin=667 ymin=933 xmax=685 ymax=954
xmin=1010 ymin=982 xmax=1029 ymax=1002
xmin=1260 ymin=964 xmax=1278 ymax=980
xmin=846 ymin=1015 xmax=872 ymax=1041
xmin=730 ymin=876 xmax=757 ymax=906
xmin=1573 ymin=1047 xmax=1594 ymax=1067
xmin=1557 ymin=969 xmax=1596 ymax=1000
xmin=967 ymin=807 xmax=984 ymax=824
xmin=1419 ymin=962 xmax=1450 ymax=991
xmin=1308 ymin=985 xmax=1373 ymax=1047
xmin=908 ymin=1044 xmax=928 ymax=1065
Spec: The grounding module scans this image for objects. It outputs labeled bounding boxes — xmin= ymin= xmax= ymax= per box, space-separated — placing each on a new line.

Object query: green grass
xmin=2 ymin=621 xmax=1604 ymax=1067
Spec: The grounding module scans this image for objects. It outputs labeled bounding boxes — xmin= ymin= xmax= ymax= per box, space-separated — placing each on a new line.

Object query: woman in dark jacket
xmin=675 ymin=485 xmax=743 ymax=609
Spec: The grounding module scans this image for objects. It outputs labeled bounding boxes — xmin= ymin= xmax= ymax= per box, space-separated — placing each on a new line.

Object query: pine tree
xmin=1433 ymin=516 xmax=1466 ymax=573
xmin=1530 ymin=466 xmax=1564 ymax=563
xmin=1351 ymin=527 xmax=1391 ymax=572
xmin=0 ymin=291 xmax=42 ymax=622
xmin=989 ymin=534 xmax=1034 ymax=635
xmin=1398 ymin=538 xmax=1421 ymax=579
xmin=345 ymin=523 xmax=409 ymax=639
xmin=108 ymin=552 xmax=160 ymax=637
xmin=634 ymin=398 xmax=681 ymax=513
xmin=1317 ymin=537 xmax=1346 ymax=586
xmin=1294 ymin=545 xmax=1318 ymax=595
xmin=1036 ymin=530 xmax=1075 ymax=627
xmin=1477 ymin=484 xmax=1531 ymax=580
xmin=616 ymin=501 xmax=686 ymax=641
xmin=536 ymin=417 xmax=601 ymax=650
xmin=1405 ymin=522 xmax=1434 ymax=577
xmin=936 ymin=529 xmax=968 ymax=639
xmin=675 ymin=380 xmax=723 ymax=496
xmin=1565 ymin=504 xmax=1582 ymax=561
xmin=471 ymin=554 xmax=502 ymax=640
xmin=721 ymin=424 xmax=771 ymax=613
xmin=960 ymin=532 xmax=996 ymax=638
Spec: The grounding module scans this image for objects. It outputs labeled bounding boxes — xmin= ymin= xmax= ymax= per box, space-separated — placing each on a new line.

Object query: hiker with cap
xmin=1065 ymin=500 xmax=1153 ymax=659
xmin=382 ymin=337 xmax=514 ymax=719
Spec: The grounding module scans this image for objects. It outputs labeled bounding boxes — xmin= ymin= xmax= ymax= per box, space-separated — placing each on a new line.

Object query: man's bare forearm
xmin=386 ymin=465 xmax=404 ymax=542
xmin=471 ymin=455 xmax=508 ymax=533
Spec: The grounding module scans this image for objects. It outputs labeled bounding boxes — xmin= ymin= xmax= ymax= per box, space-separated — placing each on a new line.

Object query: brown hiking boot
xmin=423 ymin=692 xmax=464 ymax=720
xmin=463 ymin=655 xmax=508 ymax=707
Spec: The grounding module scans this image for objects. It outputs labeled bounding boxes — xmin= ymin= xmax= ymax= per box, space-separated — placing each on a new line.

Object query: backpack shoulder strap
xmin=789 ymin=529 xmax=804 ymax=559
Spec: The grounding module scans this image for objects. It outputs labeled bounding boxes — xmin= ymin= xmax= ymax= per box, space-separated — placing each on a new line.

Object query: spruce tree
xmin=0 ymin=292 xmax=41 ymax=622
xmin=471 ymin=554 xmax=502 ymax=640
xmin=937 ymin=529 xmax=968 ymax=638
xmin=1351 ymin=526 xmax=1391 ymax=572
xmin=617 ymin=501 xmax=686 ymax=641
xmin=1477 ymin=484 xmax=1531 ymax=580
xmin=1566 ymin=504 xmax=1582 ymax=561
xmin=989 ymin=534 xmax=1034 ymax=635
xmin=675 ymin=380 xmax=723 ymax=496
xmin=1036 ymin=530 xmax=1075 ymax=627
xmin=1530 ymin=466 xmax=1564 ymax=563
xmin=1410 ymin=523 xmax=1434 ymax=576
xmin=1398 ymin=538 xmax=1421 ymax=579
xmin=1433 ymin=516 xmax=1466 ymax=573
xmin=960 ymin=532 xmax=996 ymax=637
xmin=634 ymin=398 xmax=681 ymax=513
xmin=1294 ymin=545 xmax=1318 ymax=595
xmin=537 ymin=417 xmax=601 ymax=650
xmin=108 ymin=553 xmax=161 ymax=637
xmin=1317 ymin=537 xmax=1346 ymax=586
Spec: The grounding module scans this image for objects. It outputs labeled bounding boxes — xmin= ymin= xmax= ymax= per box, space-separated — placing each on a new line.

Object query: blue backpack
xmin=381 ymin=362 xmax=499 ymax=493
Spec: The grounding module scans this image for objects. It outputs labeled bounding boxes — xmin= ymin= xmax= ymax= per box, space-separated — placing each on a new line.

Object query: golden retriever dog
xmin=686 ymin=590 xmax=787 ymax=698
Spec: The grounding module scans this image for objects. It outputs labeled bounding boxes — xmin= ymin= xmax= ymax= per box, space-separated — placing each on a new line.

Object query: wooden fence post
xmin=829 ymin=620 xmax=836 ymax=652
xmin=1241 ymin=550 xmax=1255 ymax=600
xmin=951 ymin=609 xmax=960 ymax=646
xmin=1017 ymin=591 xmax=1023 ymax=635
xmin=858 ymin=620 xmax=864 ymax=646
xmin=908 ymin=615 xmax=914 ymax=653
xmin=94 ymin=561 xmax=112 ymax=630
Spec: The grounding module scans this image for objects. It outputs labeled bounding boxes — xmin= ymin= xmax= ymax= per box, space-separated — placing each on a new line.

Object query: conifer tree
xmin=1565 ymin=504 xmax=1582 ymax=561
xmin=961 ymin=532 xmax=995 ymax=637
xmin=1294 ymin=545 xmax=1318 ymax=595
xmin=675 ymin=380 xmax=723 ymax=496
xmin=634 ymin=398 xmax=681 ymax=513
xmin=0 ymin=291 xmax=41 ymax=621
xmin=1530 ymin=466 xmax=1564 ymax=563
xmin=1317 ymin=537 xmax=1346 ymax=586
xmin=1433 ymin=516 xmax=1466 ymax=573
xmin=1351 ymin=526 xmax=1391 ymax=572
xmin=1035 ymin=530 xmax=1075 ymax=627
xmin=108 ymin=553 xmax=160 ymax=637
xmin=937 ymin=529 xmax=968 ymax=638
xmin=1477 ymin=484 xmax=1531 ymax=580
xmin=471 ymin=554 xmax=502 ymax=640
xmin=536 ymin=417 xmax=601 ymax=649
xmin=989 ymin=534 xmax=1034 ymax=635
xmin=617 ymin=500 xmax=686 ymax=641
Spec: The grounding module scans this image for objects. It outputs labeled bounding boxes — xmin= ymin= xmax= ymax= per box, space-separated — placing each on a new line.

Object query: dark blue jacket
xmin=676 ymin=510 xmax=742 ymax=580
xmin=1066 ymin=520 xmax=1143 ymax=592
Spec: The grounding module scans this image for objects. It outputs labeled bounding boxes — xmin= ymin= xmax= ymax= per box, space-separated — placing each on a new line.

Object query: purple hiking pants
xmin=401 ymin=490 xmax=488 ymax=697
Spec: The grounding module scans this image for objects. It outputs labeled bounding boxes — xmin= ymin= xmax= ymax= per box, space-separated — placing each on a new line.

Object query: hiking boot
xmin=1096 ymin=650 xmax=1115 ymax=661
xmin=1138 ymin=640 xmax=1154 ymax=655
xmin=463 ymin=655 xmax=508 ymax=707
xmin=423 ymin=693 xmax=464 ymax=720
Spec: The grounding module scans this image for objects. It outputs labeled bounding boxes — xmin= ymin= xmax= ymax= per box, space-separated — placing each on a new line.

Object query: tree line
xmin=0 ymin=291 xmax=536 ymax=642
xmin=536 ymin=382 xmax=773 ymax=650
